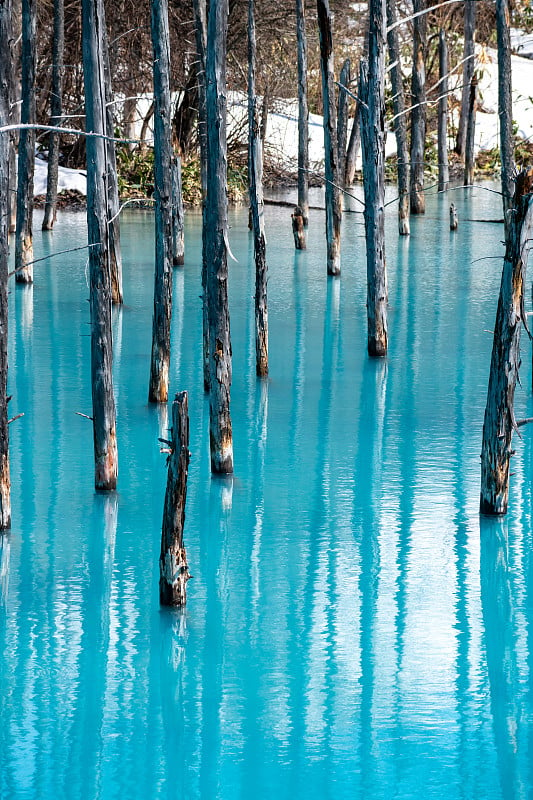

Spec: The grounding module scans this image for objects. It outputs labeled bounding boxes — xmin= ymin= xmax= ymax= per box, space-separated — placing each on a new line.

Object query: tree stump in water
xmin=450 ymin=203 xmax=458 ymax=230
xmin=292 ymin=206 xmax=306 ymax=250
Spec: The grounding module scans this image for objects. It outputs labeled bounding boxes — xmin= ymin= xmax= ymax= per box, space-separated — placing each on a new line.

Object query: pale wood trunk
xmin=82 ymin=0 xmax=118 ymax=490
xmin=360 ymin=0 xmax=387 ymax=358
xmin=42 ymin=0 xmax=64 ymax=231
xmin=248 ymin=0 xmax=268 ymax=377
xmin=437 ymin=29 xmax=449 ymax=193
xmin=409 ymin=0 xmax=427 ymax=215
xmin=122 ymin=96 xmax=137 ymax=149
xmin=296 ymin=0 xmax=309 ymax=234
xmin=206 ymin=0 xmax=233 ymax=474
xmin=480 ymin=169 xmax=533 ymax=515
xmin=8 ymin=14 xmax=18 ymax=234
xmin=292 ymin=206 xmax=306 ymax=249
xmin=172 ymin=155 xmax=185 ymax=266
xmin=337 ymin=58 xmax=350 ymax=190
xmin=317 ymin=0 xmax=341 ymax=276
xmin=15 ymin=0 xmax=36 ymax=284
xmin=386 ymin=0 xmax=409 ymax=233
xmin=456 ymin=0 xmax=476 ymax=158
xmin=464 ymin=73 xmax=477 ymax=186
xmin=450 ymin=203 xmax=458 ymax=230
xmin=344 ymin=102 xmax=360 ymax=187
xmin=159 ymin=391 xmax=191 ymax=606
xmin=148 ymin=0 xmax=173 ymax=404
xmin=496 ymin=0 xmax=514 ymax=233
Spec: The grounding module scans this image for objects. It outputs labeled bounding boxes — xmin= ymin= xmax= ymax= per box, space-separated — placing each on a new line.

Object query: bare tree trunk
xmin=317 ymin=0 xmax=341 ymax=276
xmin=409 ymin=0 xmax=427 ymax=215
xmin=437 ymin=29 xmax=449 ymax=193
xmin=82 ymin=0 xmax=118 ymax=490
xmin=148 ymin=0 xmax=173 ymax=404
xmin=122 ymin=96 xmax=137 ymax=149
xmin=386 ymin=0 xmax=409 ymax=233
xmin=172 ymin=155 xmax=185 ymax=266
xmin=206 ymin=0 xmax=233 ymax=474
xmin=464 ymin=73 xmax=477 ymax=186
xmin=496 ymin=0 xmax=514 ymax=235
xmin=360 ymin=0 xmax=387 ymax=358
xmin=102 ymin=25 xmax=123 ymax=305
xmin=292 ymin=206 xmax=306 ymax=249
xmin=159 ymin=391 xmax=191 ymax=606
xmin=42 ymin=0 xmax=64 ymax=231
xmin=480 ymin=169 xmax=533 ymax=515
xmin=15 ymin=0 xmax=36 ymax=284
xmin=248 ymin=0 xmax=268 ymax=377
xmin=344 ymin=101 xmax=360 ymax=187
xmin=337 ymin=58 xmax=350 ymax=193
xmin=296 ymin=0 xmax=309 ymax=232
xmin=455 ymin=0 xmax=476 ymax=158
xmin=8 ymin=6 xmax=19 ymax=234
xmin=0 ymin=0 xmax=12 ymax=529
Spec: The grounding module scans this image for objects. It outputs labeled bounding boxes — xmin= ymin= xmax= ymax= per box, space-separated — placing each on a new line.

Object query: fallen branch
xmin=7 ymin=413 xmax=24 ymax=425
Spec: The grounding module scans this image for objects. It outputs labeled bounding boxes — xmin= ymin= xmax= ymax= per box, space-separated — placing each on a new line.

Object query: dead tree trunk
xmin=0 ymin=0 xmax=12 ymax=529
xmin=455 ymin=0 xmax=476 ymax=158
xmin=344 ymin=102 xmax=360 ymax=187
xmin=122 ymin=96 xmax=137 ymax=148
xmin=148 ymin=0 xmax=173 ymax=404
xmin=437 ymin=29 xmax=449 ymax=193
xmin=172 ymin=155 xmax=185 ymax=266
xmin=292 ymin=206 xmax=306 ymax=249
xmin=15 ymin=0 xmax=36 ymax=284
xmin=480 ymin=169 xmax=533 ymax=515
xmin=464 ymin=73 xmax=477 ymax=186
xmin=296 ymin=0 xmax=309 ymax=232
xmin=159 ymin=391 xmax=191 ymax=606
xmin=82 ymin=0 xmax=118 ymax=490
xmin=206 ymin=0 xmax=233 ymax=474
xmin=317 ymin=0 xmax=342 ymax=276
xmin=496 ymin=0 xmax=514 ymax=233
xmin=102 ymin=26 xmax=123 ymax=305
xmin=337 ymin=58 xmax=350 ymax=191
xmin=386 ymin=0 xmax=409 ymax=234
xmin=248 ymin=0 xmax=268 ymax=377
xmin=360 ymin=0 xmax=387 ymax=358
xmin=42 ymin=0 xmax=64 ymax=231
xmin=409 ymin=0 xmax=427 ymax=215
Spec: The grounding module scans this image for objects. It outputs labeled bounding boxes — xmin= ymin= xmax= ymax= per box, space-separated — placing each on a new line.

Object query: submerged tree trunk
xmin=248 ymin=0 xmax=268 ymax=377
xmin=102 ymin=25 xmax=123 ymax=305
xmin=464 ymin=73 xmax=477 ymax=186
xmin=360 ymin=0 xmax=387 ymax=357
xmin=386 ymin=0 xmax=409 ymax=234
xmin=455 ymin=0 xmax=476 ymax=158
xmin=496 ymin=0 xmax=514 ymax=233
xmin=480 ymin=169 xmax=533 ymax=515
xmin=159 ymin=391 xmax=191 ymax=607
xmin=317 ymin=0 xmax=341 ymax=276
xmin=172 ymin=155 xmax=185 ymax=266
xmin=337 ymin=58 xmax=350 ymax=191
xmin=296 ymin=0 xmax=309 ymax=234
xmin=0 ymin=0 xmax=12 ymax=529
xmin=148 ymin=0 xmax=173 ymax=404
xmin=437 ymin=29 xmax=449 ymax=193
xmin=15 ymin=0 xmax=36 ymax=283
xmin=206 ymin=0 xmax=233 ymax=474
xmin=82 ymin=0 xmax=118 ymax=491
xmin=42 ymin=0 xmax=64 ymax=231
xmin=409 ymin=0 xmax=427 ymax=215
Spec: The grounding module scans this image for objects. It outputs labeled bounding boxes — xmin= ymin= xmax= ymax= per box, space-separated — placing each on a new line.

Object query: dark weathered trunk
xmin=148 ymin=0 xmax=173 ymax=404
xmin=82 ymin=0 xmax=118 ymax=491
xmin=42 ymin=0 xmax=64 ymax=231
xmin=480 ymin=169 xmax=533 ymax=515
xmin=455 ymin=0 xmax=476 ymax=158
xmin=206 ymin=0 xmax=233 ymax=473
xmin=0 ymin=0 xmax=12 ymax=529
xmin=337 ymin=58 xmax=350 ymax=192
xmin=8 ymin=15 xmax=18 ymax=234
xmin=292 ymin=206 xmax=306 ymax=249
xmin=464 ymin=73 xmax=477 ymax=186
xmin=409 ymin=0 xmax=427 ymax=215
xmin=496 ymin=0 xmax=514 ymax=233
xmin=15 ymin=0 xmax=36 ymax=283
xmin=317 ymin=0 xmax=341 ymax=276
xmin=172 ymin=155 xmax=185 ymax=266
xmin=437 ymin=29 xmax=449 ymax=193
xmin=386 ymin=0 xmax=409 ymax=233
xmin=344 ymin=101 xmax=360 ymax=187
xmin=296 ymin=0 xmax=309 ymax=231
xmin=360 ymin=0 xmax=387 ymax=358
xmin=172 ymin=69 xmax=198 ymax=157
xmin=450 ymin=202 xmax=458 ymax=230
xmin=159 ymin=391 xmax=191 ymax=606
xmin=248 ymin=0 xmax=268 ymax=377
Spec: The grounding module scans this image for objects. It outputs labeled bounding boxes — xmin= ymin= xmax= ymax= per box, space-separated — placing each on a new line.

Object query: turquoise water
xmin=1 ymin=184 xmax=532 ymax=799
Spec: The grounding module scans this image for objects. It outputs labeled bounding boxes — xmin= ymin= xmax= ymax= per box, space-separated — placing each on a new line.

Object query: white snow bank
xmin=33 ymin=155 xmax=87 ymax=197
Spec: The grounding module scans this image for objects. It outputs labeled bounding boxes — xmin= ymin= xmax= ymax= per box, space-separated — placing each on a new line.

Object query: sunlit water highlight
xmin=1 ymin=183 xmax=532 ymax=799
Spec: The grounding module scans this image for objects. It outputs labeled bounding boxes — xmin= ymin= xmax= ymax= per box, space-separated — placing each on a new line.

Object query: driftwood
xmin=0 ymin=0 xmax=11 ymax=529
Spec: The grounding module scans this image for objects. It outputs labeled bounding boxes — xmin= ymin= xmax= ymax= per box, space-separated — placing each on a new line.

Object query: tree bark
xmin=0 ymin=0 xmax=12 ymax=529
xmin=337 ymin=58 xmax=350 ymax=193
xmin=386 ymin=0 xmax=410 ymax=233
xmin=82 ymin=0 xmax=118 ymax=491
xmin=172 ymin=155 xmax=185 ymax=266
xmin=317 ymin=0 xmax=342 ymax=276
xmin=42 ymin=0 xmax=64 ymax=231
xmin=159 ymin=391 xmax=191 ymax=607
xmin=292 ymin=206 xmax=306 ymax=249
xmin=122 ymin=96 xmax=137 ymax=149
xmin=360 ymin=0 xmax=387 ymax=358
xmin=148 ymin=0 xmax=173 ymax=404
xmin=344 ymin=100 xmax=360 ymax=187
xmin=455 ymin=0 xmax=476 ymax=158
xmin=437 ymin=29 xmax=449 ymax=193
xmin=496 ymin=0 xmax=514 ymax=235
xmin=409 ymin=0 xmax=427 ymax=215
xmin=248 ymin=0 xmax=268 ymax=377
xmin=480 ymin=169 xmax=533 ymax=515
xmin=464 ymin=73 xmax=477 ymax=186
xmin=15 ymin=0 xmax=36 ymax=284
xmin=296 ymin=0 xmax=309 ymax=232
xmin=206 ymin=0 xmax=233 ymax=474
